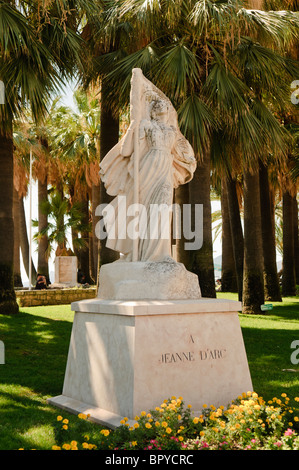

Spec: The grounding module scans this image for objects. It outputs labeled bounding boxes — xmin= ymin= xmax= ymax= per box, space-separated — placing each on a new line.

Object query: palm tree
xmin=48 ymin=89 xmax=103 ymax=283
xmin=0 ymin=0 xmax=99 ymax=313
xmin=33 ymin=191 xmax=90 ymax=263
xmin=100 ymin=0 xmax=298 ymax=306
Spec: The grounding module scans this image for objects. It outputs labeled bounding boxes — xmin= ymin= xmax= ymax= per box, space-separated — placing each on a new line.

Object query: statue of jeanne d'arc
xmin=99 ymin=68 xmax=197 ymax=263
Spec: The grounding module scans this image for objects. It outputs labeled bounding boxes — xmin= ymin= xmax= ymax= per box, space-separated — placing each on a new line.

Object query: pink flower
xmin=284 ymin=429 xmax=294 ymax=436
xmin=274 ymin=441 xmax=282 ymax=447
xmin=251 ymin=439 xmax=256 ymax=444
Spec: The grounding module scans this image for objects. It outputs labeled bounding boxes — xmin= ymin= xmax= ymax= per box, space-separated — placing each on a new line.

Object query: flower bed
xmin=51 ymin=392 xmax=299 ymax=450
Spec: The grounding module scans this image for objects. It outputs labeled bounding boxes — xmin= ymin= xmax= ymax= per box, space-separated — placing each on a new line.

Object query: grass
xmin=0 ymin=294 xmax=298 ymax=450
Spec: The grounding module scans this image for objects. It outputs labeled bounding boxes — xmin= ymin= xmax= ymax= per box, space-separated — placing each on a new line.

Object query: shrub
xmin=51 ymin=392 xmax=299 ymax=450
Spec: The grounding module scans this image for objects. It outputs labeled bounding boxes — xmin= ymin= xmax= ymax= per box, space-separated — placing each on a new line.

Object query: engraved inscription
xmin=160 ymin=352 xmax=195 ymax=364
xmin=159 ymin=347 xmax=226 ymax=364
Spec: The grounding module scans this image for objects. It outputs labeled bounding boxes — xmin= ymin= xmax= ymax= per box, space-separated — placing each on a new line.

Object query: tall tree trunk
xmin=174 ymin=183 xmax=190 ymax=267
xmin=293 ymin=194 xmax=299 ymax=286
xmin=37 ymin=177 xmax=49 ymax=283
xmin=259 ymin=160 xmax=282 ymax=301
xmin=242 ymin=169 xmax=264 ymax=314
xmin=0 ymin=124 xmax=19 ymax=314
xmin=99 ymin=84 xmax=120 ymax=268
xmin=282 ymin=190 xmax=296 ymax=296
xmin=13 ymin=187 xmax=22 ymax=287
xmin=225 ymin=175 xmax=244 ymax=301
xmin=221 ymin=180 xmax=237 ymax=292
xmin=19 ymin=196 xmax=37 ymax=285
xmin=78 ymin=194 xmax=92 ymax=284
xmin=188 ymin=151 xmax=216 ymax=298
xmin=91 ymin=182 xmax=100 ymax=281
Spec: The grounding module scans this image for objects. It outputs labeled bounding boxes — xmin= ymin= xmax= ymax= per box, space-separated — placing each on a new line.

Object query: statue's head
xmin=150 ymin=98 xmax=169 ymax=122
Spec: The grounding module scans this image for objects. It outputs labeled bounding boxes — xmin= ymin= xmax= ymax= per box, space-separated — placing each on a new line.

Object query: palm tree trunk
xmin=174 ymin=183 xmax=191 ymax=267
xmin=242 ymin=168 xmax=264 ymax=314
xmin=221 ymin=180 xmax=237 ymax=292
xmin=259 ymin=160 xmax=282 ymax=301
xmin=99 ymin=84 xmax=120 ymax=267
xmin=282 ymin=190 xmax=296 ymax=296
xmin=19 ymin=195 xmax=37 ymax=285
xmin=37 ymin=177 xmax=49 ymax=283
xmin=225 ymin=175 xmax=244 ymax=301
xmin=188 ymin=151 xmax=216 ymax=298
xmin=293 ymin=194 xmax=299 ymax=286
xmin=78 ymin=194 xmax=92 ymax=284
xmin=13 ymin=187 xmax=23 ymax=287
xmin=91 ymin=182 xmax=100 ymax=279
xmin=0 ymin=124 xmax=19 ymax=314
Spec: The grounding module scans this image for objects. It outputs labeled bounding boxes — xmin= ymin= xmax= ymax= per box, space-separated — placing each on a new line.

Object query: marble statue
xmin=98 ymin=68 xmax=201 ymax=300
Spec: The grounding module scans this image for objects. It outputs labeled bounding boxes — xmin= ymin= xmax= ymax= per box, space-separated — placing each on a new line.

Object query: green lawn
xmin=0 ymin=295 xmax=298 ymax=450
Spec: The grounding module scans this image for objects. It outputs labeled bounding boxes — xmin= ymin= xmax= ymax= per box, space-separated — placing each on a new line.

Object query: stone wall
xmin=16 ymin=287 xmax=97 ymax=307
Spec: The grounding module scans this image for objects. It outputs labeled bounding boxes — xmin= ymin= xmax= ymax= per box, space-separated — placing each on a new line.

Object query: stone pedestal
xmin=54 ymin=256 xmax=78 ymax=287
xmin=49 ymin=298 xmax=252 ymax=428
xmin=98 ymin=258 xmax=201 ymax=300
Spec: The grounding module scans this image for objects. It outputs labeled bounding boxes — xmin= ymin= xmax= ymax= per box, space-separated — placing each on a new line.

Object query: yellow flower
xmin=134 ymin=422 xmax=139 ymax=429
xmin=166 ymin=427 xmax=172 ymax=434
xmin=78 ymin=413 xmax=87 ymax=420
xmin=193 ymin=417 xmax=199 ymax=424
xmin=179 ymin=436 xmax=184 ymax=441
xmin=203 ymin=404 xmax=207 ymax=408
xmin=155 ymin=421 xmax=160 ymax=427
xmin=71 ymin=441 xmax=77 ymax=447
xmin=62 ymin=419 xmax=69 ymax=424
xmin=187 ymin=404 xmax=192 ymax=409
xmin=161 ymin=421 xmax=168 ymax=428
xmin=294 ymin=416 xmax=299 ymax=422
xmin=52 ymin=445 xmax=61 ymax=450
xmin=57 ymin=415 xmax=63 ymax=421
xmin=120 ymin=420 xmax=125 ymax=425
xmin=100 ymin=429 xmax=110 ymax=437
xmin=281 ymin=393 xmax=287 ymax=398
xmin=131 ymin=441 xmax=137 ymax=447
xmin=62 ymin=425 xmax=68 ymax=430
xmin=145 ymin=423 xmax=152 ymax=429
xmin=62 ymin=444 xmax=71 ymax=450
xmin=200 ymin=431 xmax=205 ymax=437
xmin=141 ymin=411 xmax=146 ymax=416
xmin=82 ymin=442 xmax=89 ymax=449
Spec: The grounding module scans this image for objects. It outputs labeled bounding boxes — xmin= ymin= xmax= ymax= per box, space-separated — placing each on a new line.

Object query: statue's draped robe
xmin=100 ymin=116 xmax=196 ymax=262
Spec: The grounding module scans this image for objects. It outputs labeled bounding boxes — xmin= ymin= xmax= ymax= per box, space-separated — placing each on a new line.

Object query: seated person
xmin=35 ymin=273 xmax=47 ymax=290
